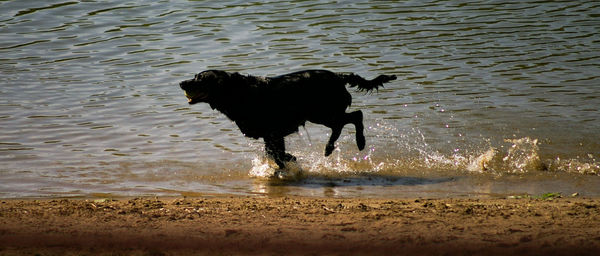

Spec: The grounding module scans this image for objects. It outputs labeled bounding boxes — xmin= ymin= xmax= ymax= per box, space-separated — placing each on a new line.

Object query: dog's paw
xmin=356 ymin=134 xmax=365 ymax=151
xmin=273 ymin=165 xmax=304 ymax=181
xmin=324 ymin=144 xmax=335 ymax=156
xmin=283 ymin=153 xmax=297 ymax=162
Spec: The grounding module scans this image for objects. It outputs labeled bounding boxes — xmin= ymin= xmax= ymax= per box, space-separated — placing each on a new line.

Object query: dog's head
xmin=179 ymin=70 xmax=229 ymax=104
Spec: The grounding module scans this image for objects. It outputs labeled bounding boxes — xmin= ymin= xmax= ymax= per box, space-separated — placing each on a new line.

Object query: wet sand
xmin=1 ymin=196 xmax=600 ymax=255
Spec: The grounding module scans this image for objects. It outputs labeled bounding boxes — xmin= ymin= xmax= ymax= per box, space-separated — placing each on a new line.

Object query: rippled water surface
xmin=1 ymin=0 xmax=599 ymax=198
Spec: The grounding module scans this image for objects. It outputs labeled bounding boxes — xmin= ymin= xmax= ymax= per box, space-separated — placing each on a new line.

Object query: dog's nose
xmin=179 ymin=80 xmax=188 ymax=90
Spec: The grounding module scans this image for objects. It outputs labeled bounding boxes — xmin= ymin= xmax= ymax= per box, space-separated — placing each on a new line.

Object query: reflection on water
xmin=1 ymin=0 xmax=599 ymax=198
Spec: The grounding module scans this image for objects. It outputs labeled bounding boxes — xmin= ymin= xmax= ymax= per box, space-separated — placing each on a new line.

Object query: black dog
xmin=179 ymin=70 xmax=396 ymax=169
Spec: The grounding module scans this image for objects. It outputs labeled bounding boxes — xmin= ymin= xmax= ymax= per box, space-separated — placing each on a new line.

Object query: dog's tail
xmin=339 ymin=73 xmax=397 ymax=92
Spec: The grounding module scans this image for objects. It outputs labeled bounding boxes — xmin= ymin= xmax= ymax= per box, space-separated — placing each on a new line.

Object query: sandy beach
xmin=1 ymin=196 xmax=599 ymax=255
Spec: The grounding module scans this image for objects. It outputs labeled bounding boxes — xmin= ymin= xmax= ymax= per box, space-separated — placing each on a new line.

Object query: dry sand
xmin=1 ymin=196 xmax=600 ymax=255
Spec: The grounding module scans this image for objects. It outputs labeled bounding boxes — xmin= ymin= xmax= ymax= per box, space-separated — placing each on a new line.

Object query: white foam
xmin=247 ymin=156 xmax=305 ymax=181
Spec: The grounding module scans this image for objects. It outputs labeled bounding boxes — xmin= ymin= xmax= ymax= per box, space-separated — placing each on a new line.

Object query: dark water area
xmin=1 ymin=0 xmax=599 ymax=198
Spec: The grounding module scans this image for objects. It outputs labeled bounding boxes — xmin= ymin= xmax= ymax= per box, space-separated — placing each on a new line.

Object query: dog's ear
xmin=202 ymin=70 xmax=231 ymax=85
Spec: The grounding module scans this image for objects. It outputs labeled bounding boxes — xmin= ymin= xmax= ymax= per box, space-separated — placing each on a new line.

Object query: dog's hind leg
xmin=264 ymin=136 xmax=296 ymax=169
xmin=323 ymin=110 xmax=365 ymax=156
xmin=349 ymin=110 xmax=365 ymax=151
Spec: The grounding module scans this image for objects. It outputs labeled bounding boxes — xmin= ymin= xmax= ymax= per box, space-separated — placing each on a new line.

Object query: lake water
xmin=1 ymin=0 xmax=599 ymax=198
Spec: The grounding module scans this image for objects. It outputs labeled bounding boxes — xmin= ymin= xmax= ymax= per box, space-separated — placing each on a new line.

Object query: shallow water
xmin=1 ymin=0 xmax=599 ymax=198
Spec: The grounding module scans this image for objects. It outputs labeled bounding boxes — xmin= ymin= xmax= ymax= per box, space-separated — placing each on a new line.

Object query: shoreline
xmin=1 ymin=196 xmax=600 ymax=255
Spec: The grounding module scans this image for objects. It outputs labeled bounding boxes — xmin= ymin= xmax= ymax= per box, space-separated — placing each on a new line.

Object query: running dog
xmin=179 ymin=69 xmax=396 ymax=169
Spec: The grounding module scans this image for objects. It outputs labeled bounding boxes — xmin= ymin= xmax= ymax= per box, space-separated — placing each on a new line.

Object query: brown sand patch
xmin=1 ymin=197 xmax=599 ymax=255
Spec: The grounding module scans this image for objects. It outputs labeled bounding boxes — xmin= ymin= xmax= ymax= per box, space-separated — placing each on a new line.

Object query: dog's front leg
xmin=264 ymin=136 xmax=295 ymax=169
xmin=325 ymin=125 xmax=342 ymax=156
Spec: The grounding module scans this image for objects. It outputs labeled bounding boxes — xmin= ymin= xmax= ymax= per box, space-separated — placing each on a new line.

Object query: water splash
xmin=466 ymin=138 xmax=543 ymax=174
xmin=549 ymin=155 xmax=600 ymax=176
xmin=248 ymin=156 xmax=304 ymax=180
xmin=247 ymin=121 xmax=598 ymax=178
xmin=502 ymin=138 xmax=544 ymax=173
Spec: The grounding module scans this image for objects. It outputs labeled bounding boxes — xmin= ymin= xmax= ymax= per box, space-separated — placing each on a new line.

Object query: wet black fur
xmin=179 ymin=69 xmax=396 ymax=169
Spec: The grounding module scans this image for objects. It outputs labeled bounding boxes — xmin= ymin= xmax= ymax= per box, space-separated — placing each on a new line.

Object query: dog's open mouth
xmin=184 ymin=90 xmax=207 ymax=104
